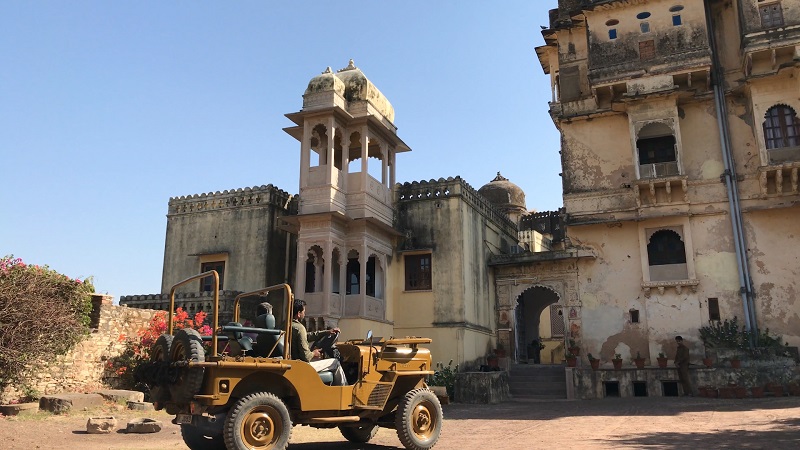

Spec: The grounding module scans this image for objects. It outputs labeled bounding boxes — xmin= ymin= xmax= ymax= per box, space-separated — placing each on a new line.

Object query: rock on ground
xmin=86 ymin=416 xmax=117 ymax=434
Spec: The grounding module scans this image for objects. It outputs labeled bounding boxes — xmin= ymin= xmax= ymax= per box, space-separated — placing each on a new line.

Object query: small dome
xmin=335 ymin=60 xmax=395 ymax=122
xmin=304 ymin=67 xmax=345 ymax=96
xmin=479 ymin=172 xmax=527 ymax=213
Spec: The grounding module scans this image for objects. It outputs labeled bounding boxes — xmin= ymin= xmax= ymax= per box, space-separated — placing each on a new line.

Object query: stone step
xmin=508 ymin=373 xmax=565 ymax=382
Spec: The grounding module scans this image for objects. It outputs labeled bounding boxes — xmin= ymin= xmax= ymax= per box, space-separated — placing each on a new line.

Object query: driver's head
xmin=292 ymin=299 xmax=306 ymax=320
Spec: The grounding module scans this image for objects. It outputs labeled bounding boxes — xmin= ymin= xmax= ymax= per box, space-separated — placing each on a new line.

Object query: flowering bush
xmin=0 ymin=255 xmax=95 ymax=388
xmin=105 ymin=307 xmax=212 ymax=390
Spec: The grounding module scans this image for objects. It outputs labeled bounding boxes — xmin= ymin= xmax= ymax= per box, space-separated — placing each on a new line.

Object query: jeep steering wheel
xmin=312 ymin=330 xmax=339 ymax=359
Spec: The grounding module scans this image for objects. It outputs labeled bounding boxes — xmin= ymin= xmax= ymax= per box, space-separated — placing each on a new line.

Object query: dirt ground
xmin=1 ymin=396 xmax=799 ymax=449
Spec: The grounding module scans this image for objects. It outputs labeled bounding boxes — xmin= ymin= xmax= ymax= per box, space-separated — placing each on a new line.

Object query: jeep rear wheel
xmin=168 ymin=328 xmax=205 ymax=403
xmin=224 ymin=392 xmax=292 ymax=450
xmin=339 ymin=424 xmax=378 ymax=443
xmin=180 ymin=424 xmax=225 ymax=450
xmin=395 ymin=388 xmax=442 ymax=450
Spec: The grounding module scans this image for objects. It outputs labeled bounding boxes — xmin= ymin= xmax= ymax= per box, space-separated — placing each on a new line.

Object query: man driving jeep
xmin=291 ymin=299 xmax=346 ymax=385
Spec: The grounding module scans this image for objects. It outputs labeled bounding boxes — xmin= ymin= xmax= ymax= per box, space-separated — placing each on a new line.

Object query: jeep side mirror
xmin=365 ymin=330 xmax=373 ymax=343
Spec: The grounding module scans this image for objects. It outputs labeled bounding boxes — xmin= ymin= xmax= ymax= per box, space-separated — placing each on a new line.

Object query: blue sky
xmin=1 ymin=1 xmax=562 ymax=300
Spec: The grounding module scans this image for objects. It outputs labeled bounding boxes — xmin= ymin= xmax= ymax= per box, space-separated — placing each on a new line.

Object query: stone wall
xmin=0 ymin=295 xmax=155 ymax=404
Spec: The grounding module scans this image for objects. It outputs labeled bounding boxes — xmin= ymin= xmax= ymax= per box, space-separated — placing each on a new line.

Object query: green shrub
xmin=0 ymin=255 xmax=94 ymax=388
xmin=428 ymin=360 xmax=458 ymax=398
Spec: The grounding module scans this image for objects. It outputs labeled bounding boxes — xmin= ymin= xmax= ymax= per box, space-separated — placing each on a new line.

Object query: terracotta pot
xmin=590 ymin=359 xmax=600 ymax=370
xmin=719 ymin=387 xmax=734 ymax=399
xmin=569 ymin=347 xmax=580 ymax=357
xmin=634 ymin=358 xmax=645 ymax=369
xmin=788 ymin=384 xmax=800 ymax=396
xmin=707 ymin=388 xmax=719 ymax=398
xmin=730 ymin=359 xmax=741 ymax=369
xmin=494 ymin=349 xmax=506 ymax=358
xmin=657 ymin=357 xmax=668 ymax=368
xmin=697 ymin=387 xmax=708 ymax=397
xmin=487 ymin=356 xmax=499 ymax=369
xmin=703 ymin=358 xmax=713 ymax=368
xmin=734 ymin=386 xmax=747 ymax=399
xmin=612 ymin=359 xmax=623 ymax=370
xmin=751 ymin=387 xmax=764 ymax=398
xmin=566 ymin=357 xmax=577 ymax=368
xmin=767 ymin=385 xmax=784 ymax=397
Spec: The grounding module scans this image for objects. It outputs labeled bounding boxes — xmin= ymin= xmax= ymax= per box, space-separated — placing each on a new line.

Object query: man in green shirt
xmin=291 ymin=299 xmax=346 ymax=385
xmin=674 ymin=335 xmax=693 ymax=396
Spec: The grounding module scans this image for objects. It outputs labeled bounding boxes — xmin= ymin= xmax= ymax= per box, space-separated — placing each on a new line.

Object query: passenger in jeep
xmin=291 ymin=299 xmax=347 ymax=385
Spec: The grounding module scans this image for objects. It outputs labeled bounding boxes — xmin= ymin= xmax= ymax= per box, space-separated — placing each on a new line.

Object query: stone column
xmin=322 ymin=242 xmax=333 ymax=316
xmin=300 ymin=122 xmax=311 ymax=190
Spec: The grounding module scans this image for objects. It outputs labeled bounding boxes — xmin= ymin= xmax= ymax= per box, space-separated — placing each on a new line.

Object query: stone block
xmin=39 ymin=393 xmax=105 ymax=414
xmin=127 ymin=401 xmax=155 ymax=411
xmin=126 ymin=418 xmax=162 ymax=433
xmin=87 ymin=416 xmax=117 ymax=434
xmin=0 ymin=402 xmax=39 ymax=416
xmin=454 ymin=371 xmax=511 ymax=404
xmin=96 ymin=389 xmax=144 ymax=403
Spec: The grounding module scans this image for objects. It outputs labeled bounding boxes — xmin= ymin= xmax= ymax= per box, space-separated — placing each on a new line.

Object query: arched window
xmin=647 ymin=230 xmax=686 ymax=266
xmin=346 ymin=250 xmax=360 ymax=295
xmin=763 ymin=105 xmax=800 ymax=150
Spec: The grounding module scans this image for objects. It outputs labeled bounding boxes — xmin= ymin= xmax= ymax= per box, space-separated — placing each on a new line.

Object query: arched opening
xmin=365 ymin=254 xmax=384 ymax=299
xmin=346 ymin=249 xmax=360 ymax=295
xmin=304 ymin=246 xmax=323 ymax=293
xmin=310 ymin=124 xmax=328 ymax=167
xmin=331 ymin=248 xmax=341 ymax=294
xmin=347 ymin=132 xmax=362 ymax=173
xmin=647 ymin=228 xmax=688 ymax=281
xmin=514 ymin=286 xmax=562 ymax=364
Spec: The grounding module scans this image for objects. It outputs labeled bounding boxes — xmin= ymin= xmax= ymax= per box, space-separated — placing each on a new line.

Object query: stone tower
xmin=283 ymin=60 xmax=411 ymax=329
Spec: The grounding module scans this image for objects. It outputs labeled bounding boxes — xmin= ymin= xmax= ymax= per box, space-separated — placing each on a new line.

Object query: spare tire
xmin=169 ymin=328 xmax=206 ymax=403
xmin=148 ymin=334 xmax=173 ymax=403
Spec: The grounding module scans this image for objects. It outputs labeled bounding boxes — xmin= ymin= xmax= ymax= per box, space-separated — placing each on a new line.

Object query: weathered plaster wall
xmin=745 ymin=208 xmax=800 ymax=346
xmin=561 ymin=114 xmax=633 ymax=193
xmin=392 ymin=178 xmax=517 ymax=367
xmin=740 ymin=0 xmax=800 ymax=35
xmin=162 ymin=186 xmax=295 ymax=295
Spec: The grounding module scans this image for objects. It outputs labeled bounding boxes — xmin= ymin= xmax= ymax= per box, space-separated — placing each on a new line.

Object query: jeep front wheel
xmin=224 ymin=392 xmax=292 ymax=450
xmin=395 ymin=388 xmax=443 ymax=450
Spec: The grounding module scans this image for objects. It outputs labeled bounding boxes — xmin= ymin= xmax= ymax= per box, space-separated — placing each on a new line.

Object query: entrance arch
xmin=514 ymin=285 xmax=562 ymax=364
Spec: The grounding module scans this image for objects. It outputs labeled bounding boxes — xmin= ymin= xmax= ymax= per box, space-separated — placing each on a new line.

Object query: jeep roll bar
xmin=168 ymin=271 xmax=295 ymax=358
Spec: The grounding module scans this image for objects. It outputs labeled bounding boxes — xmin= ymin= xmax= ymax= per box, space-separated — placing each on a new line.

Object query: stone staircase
xmin=507 ymin=364 xmax=568 ymax=400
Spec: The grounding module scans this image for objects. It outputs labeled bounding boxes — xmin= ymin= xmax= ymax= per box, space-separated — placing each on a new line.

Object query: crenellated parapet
xmin=396 ymin=176 xmax=517 ymax=236
xmin=168 ymin=184 xmax=297 ymax=216
xmin=119 ymin=290 xmax=243 ymax=324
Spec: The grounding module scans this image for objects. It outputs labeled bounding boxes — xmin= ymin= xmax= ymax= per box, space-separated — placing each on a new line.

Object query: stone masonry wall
xmin=0 ymin=295 xmax=155 ymax=404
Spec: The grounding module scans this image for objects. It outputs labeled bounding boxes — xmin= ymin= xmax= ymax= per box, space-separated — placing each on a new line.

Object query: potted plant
xmin=633 ymin=351 xmax=646 ymax=369
xmin=587 ymin=353 xmax=600 ymax=370
xmin=766 ymin=382 xmax=784 ymax=397
xmin=494 ymin=343 xmax=506 ymax=358
xmin=730 ymin=355 xmax=741 ymax=369
xmin=788 ymin=381 xmax=800 ymax=396
xmin=657 ymin=352 xmax=668 ymax=368
xmin=702 ymin=356 xmax=713 ymax=368
xmin=612 ymin=353 xmax=623 ymax=370
xmin=565 ymin=351 xmax=577 ymax=368
xmin=751 ymin=386 xmax=765 ymax=398
xmin=568 ymin=339 xmax=580 ymax=357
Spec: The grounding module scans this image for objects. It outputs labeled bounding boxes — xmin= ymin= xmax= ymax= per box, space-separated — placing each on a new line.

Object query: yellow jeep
xmin=141 ymin=271 xmax=443 ymax=450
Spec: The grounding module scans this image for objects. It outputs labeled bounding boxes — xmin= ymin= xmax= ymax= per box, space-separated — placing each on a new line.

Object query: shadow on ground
xmin=444 ymin=396 xmax=800 ymax=420
xmin=603 ymin=417 xmax=800 ymax=449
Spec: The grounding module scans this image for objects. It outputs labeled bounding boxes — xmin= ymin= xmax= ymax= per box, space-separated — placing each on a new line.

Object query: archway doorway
xmin=514 ymin=286 xmax=562 ymax=364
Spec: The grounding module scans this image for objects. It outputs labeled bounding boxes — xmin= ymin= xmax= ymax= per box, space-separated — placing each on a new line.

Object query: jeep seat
xmin=318 ymin=370 xmax=334 ymax=385
xmin=252 ymin=314 xmax=283 ymax=358
xmin=224 ymin=322 xmax=253 ymax=356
